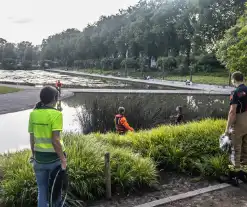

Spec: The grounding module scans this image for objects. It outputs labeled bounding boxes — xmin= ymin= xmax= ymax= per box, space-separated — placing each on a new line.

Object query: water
xmin=0 ymin=70 xmax=127 ymax=88
xmin=0 ymin=70 xmax=175 ymax=89
xmin=0 ymin=102 xmax=81 ymax=153
xmin=0 ymin=92 xmax=229 ymax=153
xmin=63 ymin=93 xmax=229 ymax=133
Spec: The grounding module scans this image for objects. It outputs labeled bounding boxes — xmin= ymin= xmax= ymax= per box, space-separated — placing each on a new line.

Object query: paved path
xmin=69 ymin=88 xmax=230 ymax=95
xmin=0 ymin=85 xmax=73 ymax=115
xmin=46 ymin=69 xmax=234 ymax=93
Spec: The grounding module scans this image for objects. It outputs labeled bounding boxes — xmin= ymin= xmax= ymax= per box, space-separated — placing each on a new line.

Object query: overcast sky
xmin=1 ymin=0 xmax=138 ymax=45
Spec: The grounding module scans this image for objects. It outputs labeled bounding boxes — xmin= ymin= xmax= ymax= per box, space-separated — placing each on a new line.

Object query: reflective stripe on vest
xmin=115 ymin=114 xmax=127 ymax=133
xmin=34 ymin=137 xmax=65 ymax=153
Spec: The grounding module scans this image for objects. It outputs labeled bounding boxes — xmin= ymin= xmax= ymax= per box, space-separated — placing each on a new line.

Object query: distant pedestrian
xmin=56 ymin=80 xmax=62 ymax=96
xmin=185 ymin=80 xmax=192 ymax=86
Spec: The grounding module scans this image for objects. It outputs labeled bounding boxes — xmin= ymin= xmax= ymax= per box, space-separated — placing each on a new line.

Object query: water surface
xmin=0 ymin=102 xmax=81 ymax=153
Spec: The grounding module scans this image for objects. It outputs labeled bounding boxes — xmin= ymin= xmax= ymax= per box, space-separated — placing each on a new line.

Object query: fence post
xmin=104 ymin=152 xmax=111 ymax=199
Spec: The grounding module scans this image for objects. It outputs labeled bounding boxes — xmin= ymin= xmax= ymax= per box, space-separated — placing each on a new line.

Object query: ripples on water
xmin=0 ymin=70 xmax=126 ymax=88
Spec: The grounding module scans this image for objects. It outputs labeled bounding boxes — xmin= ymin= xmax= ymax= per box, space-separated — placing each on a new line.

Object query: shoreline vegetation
xmin=0 ymin=119 xmax=228 ymax=206
xmin=79 ymin=68 xmax=231 ymax=86
xmin=0 ymin=86 xmax=21 ymax=94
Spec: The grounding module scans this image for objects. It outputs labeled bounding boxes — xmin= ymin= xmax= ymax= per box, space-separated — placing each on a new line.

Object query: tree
xmin=216 ymin=4 xmax=247 ymax=74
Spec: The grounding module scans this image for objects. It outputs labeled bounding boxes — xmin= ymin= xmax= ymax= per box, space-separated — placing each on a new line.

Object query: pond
xmin=0 ymin=70 xmax=173 ymax=89
xmin=0 ymin=92 xmax=229 ymax=153
xmin=65 ymin=92 xmax=229 ymax=133
xmin=0 ymin=102 xmax=81 ymax=154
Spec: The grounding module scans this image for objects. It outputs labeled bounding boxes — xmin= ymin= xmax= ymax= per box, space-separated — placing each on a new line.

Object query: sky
xmin=0 ymin=0 xmax=139 ymax=45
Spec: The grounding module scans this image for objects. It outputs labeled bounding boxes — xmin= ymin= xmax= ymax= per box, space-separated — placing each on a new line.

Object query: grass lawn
xmin=81 ymin=68 xmax=231 ymax=86
xmin=0 ymin=86 xmax=21 ymax=94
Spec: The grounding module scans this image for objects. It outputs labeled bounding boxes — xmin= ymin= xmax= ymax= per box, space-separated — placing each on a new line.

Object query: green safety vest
xmin=28 ymin=108 xmax=65 ymax=153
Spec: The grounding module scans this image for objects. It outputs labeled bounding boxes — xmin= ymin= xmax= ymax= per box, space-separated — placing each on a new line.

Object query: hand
xmin=61 ymin=159 xmax=67 ymax=170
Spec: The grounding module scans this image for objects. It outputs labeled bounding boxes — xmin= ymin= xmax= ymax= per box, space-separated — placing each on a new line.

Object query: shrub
xmin=157 ymin=56 xmax=177 ymax=72
xmin=192 ymin=54 xmax=223 ymax=73
xmin=22 ymin=60 xmax=32 ymax=69
xmin=0 ymin=119 xmax=229 ymax=206
xmin=93 ymin=119 xmax=228 ymax=176
xmin=0 ymin=134 xmax=157 ymax=206
xmin=76 ymin=94 xmax=171 ymax=134
xmin=120 ymin=58 xmax=139 ymax=69
xmin=2 ymin=58 xmax=16 ymax=70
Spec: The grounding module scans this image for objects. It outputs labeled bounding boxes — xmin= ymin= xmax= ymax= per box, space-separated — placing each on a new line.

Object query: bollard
xmin=104 ymin=152 xmax=111 ymax=199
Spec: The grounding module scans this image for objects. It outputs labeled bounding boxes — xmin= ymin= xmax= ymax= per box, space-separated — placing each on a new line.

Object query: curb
xmin=134 ymin=183 xmax=232 ymax=207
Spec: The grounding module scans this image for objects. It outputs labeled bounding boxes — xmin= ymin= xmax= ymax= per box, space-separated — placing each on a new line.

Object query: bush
xmin=0 ymin=119 xmax=229 ymax=206
xmin=0 ymin=135 xmax=157 ymax=206
xmin=192 ymin=54 xmax=223 ymax=73
xmin=76 ymin=94 xmax=171 ymax=134
xmin=2 ymin=58 xmax=16 ymax=70
xmin=157 ymin=56 xmax=177 ymax=72
xmin=93 ymin=119 xmax=229 ymax=175
xmin=22 ymin=60 xmax=32 ymax=69
xmin=120 ymin=58 xmax=139 ymax=69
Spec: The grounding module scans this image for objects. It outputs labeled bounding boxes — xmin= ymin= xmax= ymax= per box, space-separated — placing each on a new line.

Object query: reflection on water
xmin=0 ymin=70 xmax=126 ymax=88
xmin=63 ymin=93 xmax=229 ymax=133
xmin=1 ymin=92 xmax=230 ymax=152
xmin=0 ymin=102 xmax=81 ymax=153
xmin=0 ymin=70 xmax=174 ymax=89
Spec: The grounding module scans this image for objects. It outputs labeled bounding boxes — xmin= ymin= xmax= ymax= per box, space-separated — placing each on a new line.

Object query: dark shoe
xmin=238 ymin=170 xmax=247 ymax=183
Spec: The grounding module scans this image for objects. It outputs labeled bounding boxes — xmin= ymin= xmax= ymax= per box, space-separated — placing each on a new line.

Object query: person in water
xmin=28 ymin=86 xmax=66 ymax=207
xmin=114 ymin=107 xmax=134 ymax=134
xmin=56 ymin=80 xmax=62 ymax=95
xmin=170 ymin=106 xmax=184 ymax=124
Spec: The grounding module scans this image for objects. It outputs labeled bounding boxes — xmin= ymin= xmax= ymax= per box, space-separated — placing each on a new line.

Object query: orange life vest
xmin=115 ymin=114 xmax=127 ymax=133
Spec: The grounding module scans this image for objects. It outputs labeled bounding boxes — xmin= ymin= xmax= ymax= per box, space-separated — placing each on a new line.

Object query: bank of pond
xmin=0 ymin=119 xmax=228 ymax=206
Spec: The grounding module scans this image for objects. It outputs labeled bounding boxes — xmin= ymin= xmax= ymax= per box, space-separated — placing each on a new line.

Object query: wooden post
xmin=104 ymin=152 xmax=111 ymax=199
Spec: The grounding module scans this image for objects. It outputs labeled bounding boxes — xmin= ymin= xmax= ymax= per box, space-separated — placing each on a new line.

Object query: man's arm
xmin=51 ymin=113 xmax=66 ymax=165
xmin=225 ymin=104 xmax=237 ymax=134
xmin=28 ymin=113 xmax=35 ymax=157
xmin=120 ymin=117 xmax=134 ymax=131
xmin=52 ymin=131 xmax=66 ymax=162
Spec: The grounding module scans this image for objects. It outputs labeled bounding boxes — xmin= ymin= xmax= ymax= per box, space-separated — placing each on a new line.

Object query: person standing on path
xmin=225 ymin=71 xmax=247 ymax=172
xmin=56 ymin=80 xmax=62 ymax=96
xmin=114 ymin=107 xmax=134 ymax=134
xmin=28 ymin=86 xmax=67 ymax=207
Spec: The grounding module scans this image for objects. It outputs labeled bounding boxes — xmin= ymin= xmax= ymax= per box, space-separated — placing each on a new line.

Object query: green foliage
xmin=157 ymin=56 xmax=177 ymax=72
xmin=0 ymin=135 xmax=157 ymax=206
xmin=94 ymin=119 xmax=228 ymax=176
xmin=191 ymin=54 xmax=223 ymax=73
xmin=22 ymin=60 xmax=32 ymax=69
xmin=36 ymin=0 xmax=244 ymax=70
xmin=216 ymin=6 xmax=247 ymax=74
xmin=0 ymin=119 xmax=230 ymax=206
xmin=120 ymin=58 xmax=139 ymax=69
xmin=2 ymin=58 xmax=16 ymax=70
xmin=0 ymin=86 xmax=21 ymax=94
